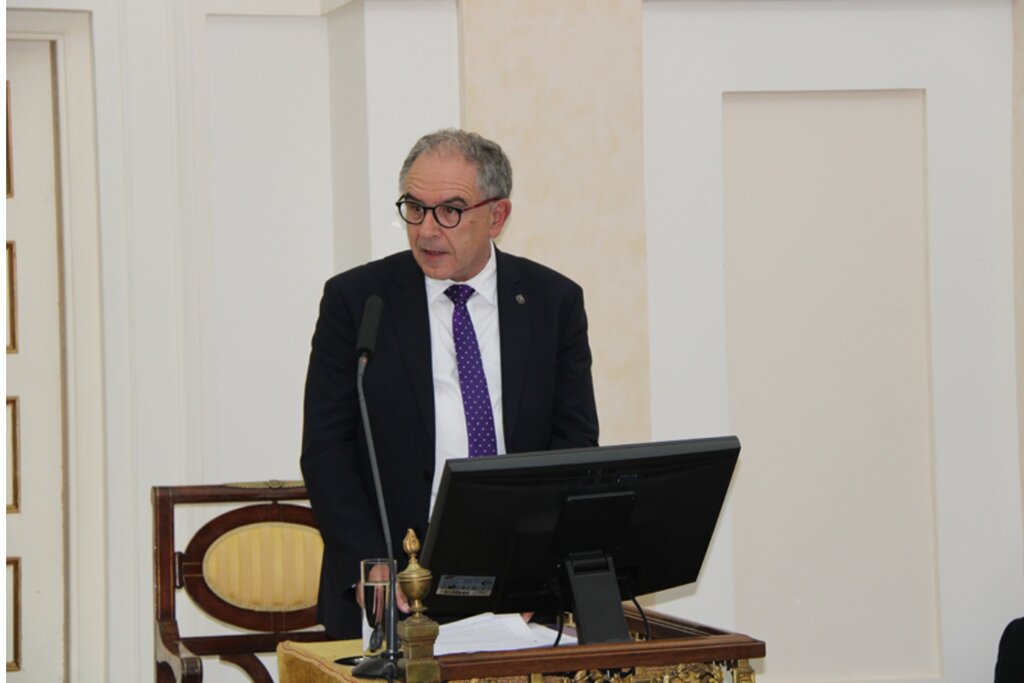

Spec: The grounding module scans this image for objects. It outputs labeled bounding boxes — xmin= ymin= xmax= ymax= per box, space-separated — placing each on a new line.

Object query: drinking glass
xmin=359 ymin=558 xmax=394 ymax=656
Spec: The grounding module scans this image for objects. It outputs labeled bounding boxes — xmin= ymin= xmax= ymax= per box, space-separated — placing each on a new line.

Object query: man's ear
xmin=488 ymin=198 xmax=512 ymax=239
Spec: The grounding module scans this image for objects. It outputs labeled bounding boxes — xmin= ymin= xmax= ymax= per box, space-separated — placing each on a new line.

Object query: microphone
xmin=356 ymin=295 xmax=384 ymax=361
xmin=351 ymin=295 xmax=402 ymax=681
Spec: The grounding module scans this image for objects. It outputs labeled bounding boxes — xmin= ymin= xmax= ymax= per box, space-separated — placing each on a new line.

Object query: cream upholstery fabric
xmin=277 ymin=640 xmax=363 ymax=683
xmin=203 ymin=522 xmax=323 ymax=611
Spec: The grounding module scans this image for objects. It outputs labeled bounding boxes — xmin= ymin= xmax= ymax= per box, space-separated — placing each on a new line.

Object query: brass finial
xmin=399 ymin=529 xmax=432 ymax=618
xmin=403 ymin=528 xmax=421 ymax=559
xmin=398 ymin=529 xmax=440 ymax=682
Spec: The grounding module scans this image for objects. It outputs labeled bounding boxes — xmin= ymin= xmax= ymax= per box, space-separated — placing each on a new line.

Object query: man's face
xmin=403 ymin=152 xmax=510 ymax=282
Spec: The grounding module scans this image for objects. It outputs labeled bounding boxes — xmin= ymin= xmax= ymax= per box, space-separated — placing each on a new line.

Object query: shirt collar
xmin=425 ymin=241 xmax=499 ymax=305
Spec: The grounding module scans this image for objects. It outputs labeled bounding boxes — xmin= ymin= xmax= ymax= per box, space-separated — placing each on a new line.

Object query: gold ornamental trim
xmin=7 ymin=241 xmax=18 ymax=354
xmin=7 ymin=557 xmax=21 ymax=671
xmin=448 ymin=661 xmax=729 ymax=683
xmin=6 ymin=397 xmax=19 ymax=513
xmin=223 ymin=479 xmax=305 ymax=489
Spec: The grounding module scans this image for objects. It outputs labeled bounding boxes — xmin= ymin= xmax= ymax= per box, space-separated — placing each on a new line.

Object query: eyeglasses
xmin=395 ymin=197 xmax=501 ymax=229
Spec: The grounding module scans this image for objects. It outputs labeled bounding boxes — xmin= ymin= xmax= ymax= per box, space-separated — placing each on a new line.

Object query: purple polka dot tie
xmin=444 ymin=284 xmax=498 ymax=457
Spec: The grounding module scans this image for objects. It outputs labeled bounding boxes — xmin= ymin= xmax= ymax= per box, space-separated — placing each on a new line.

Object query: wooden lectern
xmin=277 ymin=606 xmax=764 ymax=683
xmin=278 ymin=530 xmax=764 ymax=682
xmin=438 ymin=607 xmax=762 ymax=682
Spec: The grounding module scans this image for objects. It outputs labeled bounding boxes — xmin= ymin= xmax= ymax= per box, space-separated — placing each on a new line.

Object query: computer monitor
xmin=420 ymin=435 xmax=740 ymax=644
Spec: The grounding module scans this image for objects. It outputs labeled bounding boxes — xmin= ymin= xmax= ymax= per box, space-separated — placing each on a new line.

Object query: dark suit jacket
xmin=300 ymin=248 xmax=599 ymax=637
xmin=995 ymin=617 xmax=1024 ymax=683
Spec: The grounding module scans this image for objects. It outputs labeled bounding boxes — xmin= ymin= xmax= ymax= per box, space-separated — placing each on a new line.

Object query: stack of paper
xmin=434 ymin=613 xmax=578 ymax=655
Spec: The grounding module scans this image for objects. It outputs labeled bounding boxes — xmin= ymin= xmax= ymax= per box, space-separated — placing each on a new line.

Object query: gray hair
xmin=399 ymin=129 xmax=512 ymax=199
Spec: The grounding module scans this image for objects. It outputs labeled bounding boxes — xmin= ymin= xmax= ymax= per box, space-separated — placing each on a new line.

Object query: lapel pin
xmin=515 ymin=294 xmax=526 ymax=305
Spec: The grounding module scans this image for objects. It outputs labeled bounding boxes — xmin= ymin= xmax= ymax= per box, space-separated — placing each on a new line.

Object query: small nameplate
xmin=436 ymin=575 xmax=495 ymax=597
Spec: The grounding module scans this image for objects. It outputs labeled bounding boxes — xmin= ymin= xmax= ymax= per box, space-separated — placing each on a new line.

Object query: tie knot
xmin=445 ymin=284 xmax=475 ymax=306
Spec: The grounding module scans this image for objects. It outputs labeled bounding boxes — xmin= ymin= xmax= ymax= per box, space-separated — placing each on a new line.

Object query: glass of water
xmin=359 ymin=558 xmax=394 ymax=656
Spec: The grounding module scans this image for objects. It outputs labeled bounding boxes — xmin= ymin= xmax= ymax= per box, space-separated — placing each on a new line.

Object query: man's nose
xmin=419 ymin=210 xmax=444 ymax=236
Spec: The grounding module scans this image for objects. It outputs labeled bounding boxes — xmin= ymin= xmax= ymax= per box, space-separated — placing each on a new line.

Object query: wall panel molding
xmin=7 ymin=241 xmax=17 ymax=354
xmin=7 ymin=557 xmax=21 ymax=672
xmin=724 ymin=89 xmax=938 ymax=680
xmin=644 ymin=2 xmax=1021 ymax=680
xmin=6 ymin=396 xmax=20 ymax=514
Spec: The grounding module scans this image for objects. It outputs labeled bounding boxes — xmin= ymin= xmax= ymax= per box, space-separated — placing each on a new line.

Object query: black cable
xmin=619 ymin=578 xmax=651 ymax=642
xmin=630 ymin=594 xmax=652 ymax=642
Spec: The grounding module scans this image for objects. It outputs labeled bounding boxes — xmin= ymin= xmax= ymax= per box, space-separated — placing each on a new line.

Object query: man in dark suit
xmin=301 ymin=129 xmax=600 ymax=638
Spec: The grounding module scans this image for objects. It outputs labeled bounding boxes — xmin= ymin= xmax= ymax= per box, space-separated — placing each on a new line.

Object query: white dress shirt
xmin=425 ymin=242 xmax=506 ymax=509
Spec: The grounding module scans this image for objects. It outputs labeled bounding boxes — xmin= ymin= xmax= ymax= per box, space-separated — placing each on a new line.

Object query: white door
xmin=6 ymin=37 xmax=68 ymax=680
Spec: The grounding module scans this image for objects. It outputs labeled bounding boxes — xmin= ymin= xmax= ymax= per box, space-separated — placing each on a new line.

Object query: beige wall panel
xmin=724 ymin=91 xmax=940 ymax=679
xmin=460 ymin=0 xmax=649 ymax=444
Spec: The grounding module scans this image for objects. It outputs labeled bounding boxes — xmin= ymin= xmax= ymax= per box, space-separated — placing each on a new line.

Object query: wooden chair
xmin=153 ymin=481 xmax=330 ymax=682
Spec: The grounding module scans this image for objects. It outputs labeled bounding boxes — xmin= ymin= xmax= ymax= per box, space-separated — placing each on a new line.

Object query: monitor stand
xmin=564 ymin=551 xmax=631 ymax=644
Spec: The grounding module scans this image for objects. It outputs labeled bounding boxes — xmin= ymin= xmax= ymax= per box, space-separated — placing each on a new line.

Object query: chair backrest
xmin=153 ymin=481 xmax=328 ymax=683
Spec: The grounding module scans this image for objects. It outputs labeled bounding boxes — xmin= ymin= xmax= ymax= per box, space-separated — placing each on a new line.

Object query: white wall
xmin=644 ymin=1 xmax=1023 ymax=682
xmin=326 ymin=0 xmax=460 ymax=272
xmin=7 ymin=0 xmax=458 ymax=680
xmin=204 ymin=14 xmax=334 ymax=483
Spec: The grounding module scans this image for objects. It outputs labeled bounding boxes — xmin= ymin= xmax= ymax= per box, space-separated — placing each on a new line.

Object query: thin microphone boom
xmin=352 ymin=295 xmax=401 ymax=680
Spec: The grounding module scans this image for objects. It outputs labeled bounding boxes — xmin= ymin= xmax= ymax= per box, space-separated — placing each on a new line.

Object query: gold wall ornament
xmin=7 ymin=241 xmax=18 ymax=354
xmin=7 ymin=557 xmax=21 ymax=671
xmin=7 ymin=396 xmax=20 ymax=513
xmin=7 ymin=81 xmax=13 ymax=199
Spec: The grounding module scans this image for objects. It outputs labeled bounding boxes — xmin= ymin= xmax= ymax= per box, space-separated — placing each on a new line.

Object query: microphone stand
xmin=352 ymin=352 xmax=402 ymax=681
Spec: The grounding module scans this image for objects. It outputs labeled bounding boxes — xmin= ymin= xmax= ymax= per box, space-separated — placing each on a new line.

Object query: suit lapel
xmin=388 ymin=254 xmax=435 ymax=442
xmin=496 ymin=249 xmax=529 ymax=443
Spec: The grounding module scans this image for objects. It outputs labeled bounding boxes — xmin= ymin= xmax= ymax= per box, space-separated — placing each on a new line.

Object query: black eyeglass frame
xmin=395 ymin=196 xmax=503 ymax=229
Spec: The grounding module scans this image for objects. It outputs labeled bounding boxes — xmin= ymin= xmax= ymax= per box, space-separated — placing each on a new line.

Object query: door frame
xmin=7 ymin=10 xmax=107 ymax=680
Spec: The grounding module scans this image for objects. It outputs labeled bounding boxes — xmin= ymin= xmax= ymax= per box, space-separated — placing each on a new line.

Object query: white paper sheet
xmin=434 ymin=613 xmax=577 ymax=655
